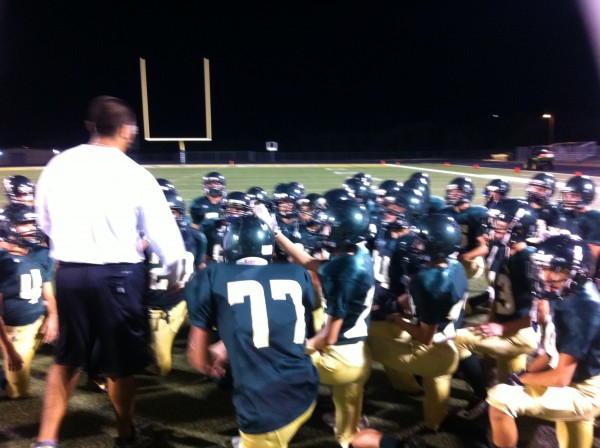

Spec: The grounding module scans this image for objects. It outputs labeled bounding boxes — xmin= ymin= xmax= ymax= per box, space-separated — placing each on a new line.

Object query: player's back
xmin=198 ymin=262 xmax=319 ymax=433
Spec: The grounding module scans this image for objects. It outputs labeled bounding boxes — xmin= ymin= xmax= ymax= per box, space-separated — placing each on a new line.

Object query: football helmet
xmin=530 ymin=234 xmax=591 ymax=300
xmin=526 ymin=173 xmax=556 ymax=206
xmin=445 ymin=177 xmax=475 ymax=205
xmin=560 ymin=175 xmax=596 ymax=211
xmin=246 ymin=186 xmax=272 ymax=210
xmin=3 ymin=175 xmax=35 ymax=205
xmin=323 ymin=188 xmax=355 ymax=205
xmin=321 ymin=200 xmax=370 ymax=251
xmin=163 ymin=190 xmax=186 ymax=226
xmin=405 ymin=172 xmax=430 ymax=190
xmin=222 ymin=191 xmax=253 ymax=220
xmin=288 ymin=182 xmax=306 ymax=200
xmin=381 ymin=192 xmax=410 ymax=230
xmin=486 ymin=198 xmax=535 ymax=244
xmin=222 ymin=215 xmax=274 ymax=263
xmin=203 ymin=172 xmax=226 ymax=198
xmin=156 ymin=178 xmax=177 ymax=194
xmin=272 ymin=183 xmax=300 ymax=219
xmin=297 ymin=193 xmax=327 ymax=228
xmin=0 ymin=203 xmax=42 ymax=246
xmin=388 ymin=186 xmax=426 ymax=225
xmin=410 ymin=213 xmax=461 ymax=261
xmin=483 ymin=178 xmax=510 ymax=208
xmin=375 ymin=179 xmax=403 ymax=199
xmin=343 ymin=178 xmax=371 ymax=203
xmin=352 ymin=172 xmax=373 ymax=187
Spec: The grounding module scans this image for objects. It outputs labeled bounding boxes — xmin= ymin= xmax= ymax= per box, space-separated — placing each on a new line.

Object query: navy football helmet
xmin=156 ymin=178 xmax=177 ymax=195
xmin=526 ymin=173 xmax=556 ymax=206
xmin=321 ymin=201 xmax=370 ymax=251
xmin=222 ymin=191 xmax=253 ymax=220
xmin=222 ymin=215 xmax=274 ymax=263
xmin=203 ymin=172 xmax=226 ymax=198
xmin=3 ymin=175 xmax=35 ymax=205
xmin=323 ymin=188 xmax=355 ymax=205
xmin=560 ymin=175 xmax=596 ymax=211
xmin=486 ymin=198 xmax=535 ymax=244
xmin=273 ymin=183 xmax=300 ymax=219
xmin=246 ymin=186 xmax=272 ymax=210
xmin=297 ymin=193 xmax=327 ymax=228
xmin=411 ymin=214 xmax=461 ymax=261
xmin=343 ymin=178 xmax=371 ymax=203
xmin=163 ymin=189 xmax=186 ymax=226
xmin=352 ymin=172 xmax=373 ymax=187
xmin=375 ymin=179 xmax=403 ymax=198
xmin=445 ymin=177 xmax=475 ymax=205
xmin=483 ymin=178 xmax=510 ymax=208
xmin=0 ymin=203 xmax=42 ymax=246
xmin=530 ymin=234 xmax=591 ymax=300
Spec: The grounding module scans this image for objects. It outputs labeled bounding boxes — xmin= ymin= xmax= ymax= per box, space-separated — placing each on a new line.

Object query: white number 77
xmin=227 ymin=279 xmax=305 ymax=349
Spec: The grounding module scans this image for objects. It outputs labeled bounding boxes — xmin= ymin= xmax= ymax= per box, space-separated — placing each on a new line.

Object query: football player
xmin=483 ymin=178 xmax=510 ymax=209
xmin=189 ymin=172 xmax=226 ymax=263
xmin=370 ymin=189 xmax=421 ymax=322
xmin=368 ymin=214 xmax=468 ymax=431
xmin=272 ymin=183 xmax=302 ymax=261
xmin=442 ymin=176 xmax=489 ymax=280
xmin=259 ymin=199 xmax=375 ymax=448
xmin=0 ymin=204 xmax=58 ymax=398
xmin=246 ymin=186 xmax=272 ymax=211
xmin=404 ymin=172 xmax=446 ymax=213
xmin=3 ymin=175 xmax=36 ymax=206
xmin=524 ymin=173 xmax=560 ymax=243
xmin=487 ymin=234 xmax=600 ymax=448
xmin=454 ymin=199 xmax=538 ymax=418
xmin=144 ymin=189 xmax=205 ymax=376
xmin=185 ymin=215 xmax=319 ymax=448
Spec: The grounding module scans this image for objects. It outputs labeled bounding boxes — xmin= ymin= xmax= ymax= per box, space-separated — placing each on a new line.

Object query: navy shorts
xmin=54 ymin=262 xmax=151 ymax=378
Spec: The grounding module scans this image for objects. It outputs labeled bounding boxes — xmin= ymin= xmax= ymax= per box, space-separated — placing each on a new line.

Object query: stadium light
xmin=542 ymin=114 xmax=555 ymax=144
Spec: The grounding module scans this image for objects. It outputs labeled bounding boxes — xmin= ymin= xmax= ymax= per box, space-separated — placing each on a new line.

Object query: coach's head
xmin=85 ymin=95 xmax=138 ymax=153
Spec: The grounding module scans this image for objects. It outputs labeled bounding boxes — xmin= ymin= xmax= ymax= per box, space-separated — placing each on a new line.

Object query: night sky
xmin=1 ymin=1 xmax=599 ymax=153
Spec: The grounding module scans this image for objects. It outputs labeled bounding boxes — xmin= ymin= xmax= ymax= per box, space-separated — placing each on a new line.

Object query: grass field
xmin=1 ymin=162 xmax=598 ymax=447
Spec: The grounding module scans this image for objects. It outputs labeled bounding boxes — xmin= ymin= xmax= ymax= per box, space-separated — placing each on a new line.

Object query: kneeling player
xmin=185 ymin=215 xmax=318 ymax=448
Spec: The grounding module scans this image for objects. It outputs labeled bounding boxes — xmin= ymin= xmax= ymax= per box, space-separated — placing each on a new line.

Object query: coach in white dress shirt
xmin=33 ymin=96 xmax=186 ymax=448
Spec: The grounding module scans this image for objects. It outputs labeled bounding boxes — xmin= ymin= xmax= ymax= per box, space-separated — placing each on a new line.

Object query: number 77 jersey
xmin=185 ymin=262 xmax=319 ymax=434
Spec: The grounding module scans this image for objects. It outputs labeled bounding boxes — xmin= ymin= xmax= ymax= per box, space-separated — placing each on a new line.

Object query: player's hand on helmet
xmin=253 ymin=203 xmax=280 ymax=236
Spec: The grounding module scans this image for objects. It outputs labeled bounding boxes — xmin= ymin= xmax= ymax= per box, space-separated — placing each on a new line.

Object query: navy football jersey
xmin=442 ymin=205 xmax=487 ymax=252
xmin=145 ymin=224 xmax=206 ymax=309
xmin=185 ymin=262 xmax=319 ymax=434
xmin=297 ymin=224 xmax=324 ymax=256
xmin=554 ymin=209 xmax=600 ymax=244
xmin=318 ymin=244 xmax=375 ymax=345
xmin=409 ymin=258 xmax=467 ymax=332
xmin=0 ymin=246 xmax=55 ymax=326
xmin=189 ymin=196 xmax=224 ymax=261
xmin=487 ymin=246 xmax=535 ymax=322
xmin=551 ymin=281 xmax=600 ymax=383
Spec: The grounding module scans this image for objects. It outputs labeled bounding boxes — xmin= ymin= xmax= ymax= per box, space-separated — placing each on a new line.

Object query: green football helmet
xmin=321 ymin=200 xmax=370 ymax=251
xmin=411 ymin=213 xmax=461 ymax=260
xmin=222 ymin=215 xmax=274 ymax=263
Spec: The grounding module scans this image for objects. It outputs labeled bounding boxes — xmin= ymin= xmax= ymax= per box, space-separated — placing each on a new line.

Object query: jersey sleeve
xmin=184 ymin=268 xmax=216 ymax=330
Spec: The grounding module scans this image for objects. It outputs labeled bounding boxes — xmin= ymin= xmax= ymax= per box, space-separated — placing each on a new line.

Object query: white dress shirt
xmin=36 ymin=144 xmax=185 ymax=267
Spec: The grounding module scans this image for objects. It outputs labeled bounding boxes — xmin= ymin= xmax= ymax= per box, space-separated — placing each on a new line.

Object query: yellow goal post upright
xmin=139 ymin=57 xmax=213 ymax=164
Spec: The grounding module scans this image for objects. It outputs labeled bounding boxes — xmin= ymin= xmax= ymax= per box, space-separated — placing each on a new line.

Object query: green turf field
xmin=0 ymin=162 xmax=593 ymax=209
